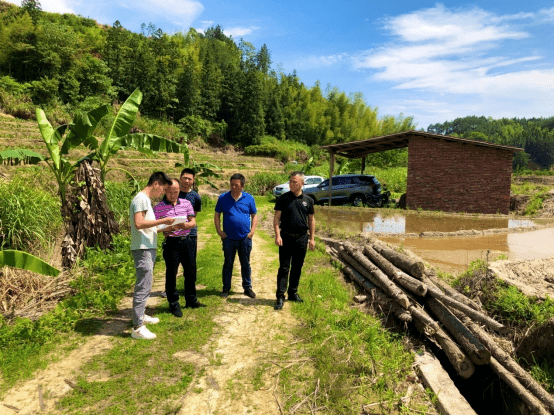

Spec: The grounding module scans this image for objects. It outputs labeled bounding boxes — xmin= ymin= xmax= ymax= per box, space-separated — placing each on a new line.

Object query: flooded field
xmin=317 ymin=207 xmax=554 ymax=274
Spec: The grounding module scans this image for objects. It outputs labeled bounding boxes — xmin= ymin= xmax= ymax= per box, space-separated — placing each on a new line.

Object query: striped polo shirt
xmin=153 ymin=197 xmax=195 ymax=237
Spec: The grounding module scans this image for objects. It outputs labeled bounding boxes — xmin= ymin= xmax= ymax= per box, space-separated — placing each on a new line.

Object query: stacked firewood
xmin=324 ymin=238 xmax=554 ymax=415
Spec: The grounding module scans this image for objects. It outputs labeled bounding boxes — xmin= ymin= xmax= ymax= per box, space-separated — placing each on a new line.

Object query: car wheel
xmin=351 ymin=194 xmax=365 ymax=207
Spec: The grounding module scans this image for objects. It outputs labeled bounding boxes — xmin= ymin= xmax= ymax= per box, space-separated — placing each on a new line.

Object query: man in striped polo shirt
xmin=154 ymin=179 xmax=205 ymax=317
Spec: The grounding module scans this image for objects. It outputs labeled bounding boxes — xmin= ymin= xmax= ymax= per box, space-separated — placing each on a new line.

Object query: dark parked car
xmin=303 ymin=174 xmax=381 ymax=206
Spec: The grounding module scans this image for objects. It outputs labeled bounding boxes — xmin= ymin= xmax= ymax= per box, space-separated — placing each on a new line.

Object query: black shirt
xmin=178 ymin=189 xmax=202 ymax=237
xmin=274 ymin=191 xmax=314 ymax=235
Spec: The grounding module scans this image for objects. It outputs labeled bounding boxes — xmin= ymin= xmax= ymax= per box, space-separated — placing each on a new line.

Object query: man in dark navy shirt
xmin=273 ymin=171 xmax=316 ymax=310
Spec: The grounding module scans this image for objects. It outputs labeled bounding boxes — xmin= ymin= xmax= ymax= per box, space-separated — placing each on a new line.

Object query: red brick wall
xmin=406 ymin=136 xmax=513 ymax=214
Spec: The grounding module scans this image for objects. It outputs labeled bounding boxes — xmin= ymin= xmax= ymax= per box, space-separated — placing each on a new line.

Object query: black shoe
xmin=170 ymin=304 xmax=183 ymax=317
xmin=244 ymin=288 xmax=256 ymax=299
xmin=185 ymin=301 xmax=206 ymax=309
xmin=288 ymin=294 xmax=304 ymax=303
xmin=274 ymin=297 xmax=284 ymax=310
xmin=221 ymin=290 xmax=229 ymax=299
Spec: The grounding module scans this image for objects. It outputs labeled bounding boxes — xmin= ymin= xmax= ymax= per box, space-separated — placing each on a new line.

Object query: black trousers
xmin=162 ymin=236 xmax=197 ymax=306
xmin=276 ymin=233 xmax=308 ymax=299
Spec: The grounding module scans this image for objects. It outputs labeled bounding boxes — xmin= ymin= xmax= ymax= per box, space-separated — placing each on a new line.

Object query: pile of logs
xmin=325 ymin=239 xmax=554 ymax=415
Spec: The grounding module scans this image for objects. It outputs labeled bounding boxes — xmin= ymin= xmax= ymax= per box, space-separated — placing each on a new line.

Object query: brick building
xmin=320 ymin=130 xmax=522 ymax=215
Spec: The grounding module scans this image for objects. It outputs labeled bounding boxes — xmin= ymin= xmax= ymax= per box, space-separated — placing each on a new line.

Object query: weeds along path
xmin=177 ymin=231 xmax=300 ymax=415
xmin=0 ymin=253 xmax=169 ymax=414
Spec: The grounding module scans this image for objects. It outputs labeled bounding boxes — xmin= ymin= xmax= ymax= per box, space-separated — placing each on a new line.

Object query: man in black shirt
xmin=273 ymin=171 xmax=316 ymax=310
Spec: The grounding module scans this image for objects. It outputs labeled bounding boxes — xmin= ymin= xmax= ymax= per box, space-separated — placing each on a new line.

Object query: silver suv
xmin=303 ymin=174 xmax=381 ymax=206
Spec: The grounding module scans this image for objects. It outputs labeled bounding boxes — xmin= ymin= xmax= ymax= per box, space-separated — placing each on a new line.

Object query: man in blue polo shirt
xmin=214 ymin=173 xmax=258 ymax=299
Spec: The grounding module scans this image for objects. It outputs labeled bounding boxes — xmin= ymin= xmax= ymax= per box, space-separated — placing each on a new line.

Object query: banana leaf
xmin=115 ymin=133 xmax=185 ymax=154
xmin=62 ymin=104 xmax=110 ymax=154
xmin=0 ymin=149 xmax=45 ymax=165
xmin=0 ymin=250 xmax=60 ymax=277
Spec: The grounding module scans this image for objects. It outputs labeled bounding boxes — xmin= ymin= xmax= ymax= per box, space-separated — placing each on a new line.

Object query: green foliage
xmin=428 ymin=116 xmax=554 ymax=170
xmin=0 ymin=249 xmax=59 ymax=276
xmin=244 ymin=135 xmax=310 ymax=163
xmin=524 ymin=188 xmax=550 ymax=216
xmin=244 ymin=171 xmax=288 ymax=195
xmin=490 ymin=286 xmax=554 ymax=326
xmin=104 ymin=180 xmax=137 ymax=229
xmin=0 ymin=233 xmax=136 ymax=390
xmin=0 ymin=174 xmax=61 ymax=250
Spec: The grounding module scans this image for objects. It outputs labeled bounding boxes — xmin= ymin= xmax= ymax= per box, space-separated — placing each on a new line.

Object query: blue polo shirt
xmin=215 ymin=191 xmax=257 ymax=240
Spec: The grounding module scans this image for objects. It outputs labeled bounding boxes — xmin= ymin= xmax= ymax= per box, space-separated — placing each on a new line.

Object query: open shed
xmin=319 ymin=130 xmax=523 ymax=215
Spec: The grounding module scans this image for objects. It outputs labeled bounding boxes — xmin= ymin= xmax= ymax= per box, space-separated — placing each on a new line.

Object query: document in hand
xmin=157 ymin=216 xmax=188 ymax=230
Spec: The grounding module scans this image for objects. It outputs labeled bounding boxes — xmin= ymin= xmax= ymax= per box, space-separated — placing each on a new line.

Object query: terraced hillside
xmin=0 ymin=112 xmax=285 ymax=190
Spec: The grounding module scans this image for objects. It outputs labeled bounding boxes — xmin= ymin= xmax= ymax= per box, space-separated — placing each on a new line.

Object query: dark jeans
xmin=162 ymin=236 xmax=197 ymax=306
xmin=276 ymin=233 xmax=308 ymax=299
xmin=222 ymin=237 xmax=252 ymax=291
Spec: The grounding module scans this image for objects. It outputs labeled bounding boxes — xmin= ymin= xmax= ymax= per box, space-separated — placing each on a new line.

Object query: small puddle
xmin=317 ymin=208 xmax=554 ymax=274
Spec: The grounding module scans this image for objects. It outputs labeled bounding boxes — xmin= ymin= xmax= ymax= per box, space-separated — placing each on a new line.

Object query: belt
xmin=281 ymin=231 xmax=307 ymax=238
xmin=165 ymin=235 xmax=190 ymax=242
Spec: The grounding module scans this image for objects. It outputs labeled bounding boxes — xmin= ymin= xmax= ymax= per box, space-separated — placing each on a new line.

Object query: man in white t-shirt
xmin=130 ymin=172 xmax=175 ymax=340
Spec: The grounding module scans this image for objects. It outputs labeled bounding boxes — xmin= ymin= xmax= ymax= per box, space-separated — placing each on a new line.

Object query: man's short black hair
xmin=230 ymin=173 xmax=246 ymax=187
xmin=147 ymin=171 xmax=171 ymax=186
xmin=180 ymin=168 xmax=196 ymax=178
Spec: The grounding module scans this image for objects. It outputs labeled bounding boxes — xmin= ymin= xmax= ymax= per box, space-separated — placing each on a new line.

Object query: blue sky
xmin=7 ymin=0 xmax=554 ymax=129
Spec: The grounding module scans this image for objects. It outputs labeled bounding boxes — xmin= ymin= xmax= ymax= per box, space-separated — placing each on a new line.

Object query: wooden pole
xmin=454 ymin=310 xmax=554 ymax=414
xmin=371 ymin=243 xmax=425 ymax=279
xmin=426 ymin=285 xmax=507 ymax=334
xmin=426 ymin=297 xmax=491 ymax=365
xmin=341 ymin=242 xmax=410 ymax=309
xmin=361 ymin=156 xmax=366 ymax=174
xmin=489 ymin=357 xmax=549 ymax=415
xmin=363 ymin=245 xmax=427 ymax=297
xmin=409 ymin=305 xmax=475 ymax=379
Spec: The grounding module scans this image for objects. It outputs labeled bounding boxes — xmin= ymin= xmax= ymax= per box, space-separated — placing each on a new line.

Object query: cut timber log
xmin=489 ymin=357 xmax=549 ymax=415
xmin=454 ymin=310 xmax=554 ymax=414
xmin=409 ymin=305 xmax=475 ymax=379
xmin=341 ymin=262 xmax=412 ymax=323
xmin=342 ymin=242 xmax=410 ymax=309
xmin=372 ymin=242 xmax=425 ymax=278
xmin=426 ymin=297 xmax=490 ymax=365
xmin=426 ymin=285 xmax=507 ymax=334
xmin=424 ymin=273 xmax=482 ymax=311
xmin=363 ymin=245 xmax=427 ymax=297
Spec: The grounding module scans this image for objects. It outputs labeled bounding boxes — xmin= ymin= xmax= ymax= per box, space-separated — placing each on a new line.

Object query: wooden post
xmin=329 ymin=151 xmax=335 ymax=207
xmin=361 ymin=156 xmax=366 ymax=174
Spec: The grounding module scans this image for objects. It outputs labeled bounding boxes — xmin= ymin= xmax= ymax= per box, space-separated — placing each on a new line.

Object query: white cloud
xmin=224 ymin=26 xmax=260 ymax=38
xmin=3 ymin=0 xmax=74 ymax=14
xmin=539 ymin=7 xmax=554 ymax=22
xmin=353 ymin=4 xmax=554 ymax=124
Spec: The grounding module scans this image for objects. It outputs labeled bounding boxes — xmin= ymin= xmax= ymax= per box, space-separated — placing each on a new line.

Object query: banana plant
xmin=88 ymin=88 xmax=185 ymax=182
xmin=174 ymin=142 xmax=222 ymax=189
xmin=0 ymin=250 xmax=60 ymax=277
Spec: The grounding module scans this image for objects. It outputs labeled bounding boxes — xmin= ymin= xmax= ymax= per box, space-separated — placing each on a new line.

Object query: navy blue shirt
xmin=215 ymin=192 xmax=257 ymax=240
xmin=179 ymin=189 xmax=202 ymax=237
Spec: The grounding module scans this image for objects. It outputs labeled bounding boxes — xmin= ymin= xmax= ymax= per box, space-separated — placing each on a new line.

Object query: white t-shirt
xmin=130 ymin=192 xmax=157 ymax=250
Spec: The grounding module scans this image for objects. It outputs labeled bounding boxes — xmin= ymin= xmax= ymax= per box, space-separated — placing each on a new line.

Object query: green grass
xmin=54 ymin=209 xmax=225 ymax=414
xmin=524 ymin=188 xmax=550 ymax=216
xmin=251 ymin=230 xmax=423 ymax=414
xmin=0 ymin=169 xmax=62 ymax=251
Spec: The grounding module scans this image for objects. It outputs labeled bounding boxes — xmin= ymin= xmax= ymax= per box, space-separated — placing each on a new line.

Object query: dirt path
xmin=0 ymin=232 xmax=300 ymax=415
xmin=177 ymin=233 xmax=298 ymax=415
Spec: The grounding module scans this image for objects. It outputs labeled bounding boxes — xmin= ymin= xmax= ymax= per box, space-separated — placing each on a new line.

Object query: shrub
xmin=244 ymin=172 xmax=288 ymax=196
xmin=244 ymin=136 xmax=311 ymax=163
xmin=104 ymin=181 xmax=136 ymax=230
xmin=0 ymin=174 xmax=62 ymax=251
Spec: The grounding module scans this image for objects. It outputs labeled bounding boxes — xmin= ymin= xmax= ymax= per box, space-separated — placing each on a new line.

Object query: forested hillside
xmin=428 ymin=116 xmax=554 ymax=170
xmin=0 ymin=0 xmax=414 ymax=151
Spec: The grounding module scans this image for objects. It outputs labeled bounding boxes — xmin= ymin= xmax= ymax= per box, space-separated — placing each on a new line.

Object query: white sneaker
xmin=143 ymin=314 xmax=159 ymax=325
xmin=131 ymin=325 xmax=157 ymax=340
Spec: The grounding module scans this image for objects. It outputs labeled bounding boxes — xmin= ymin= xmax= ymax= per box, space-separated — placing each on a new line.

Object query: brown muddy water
xmin=317 ymin=208 xmax=554 ymax=275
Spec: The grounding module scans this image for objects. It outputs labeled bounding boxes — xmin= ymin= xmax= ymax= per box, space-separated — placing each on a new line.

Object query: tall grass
xmin=0 ymin=174 xmax=61 ymax=251
xmin=244 ymin=172 xmax=289 ymax=196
